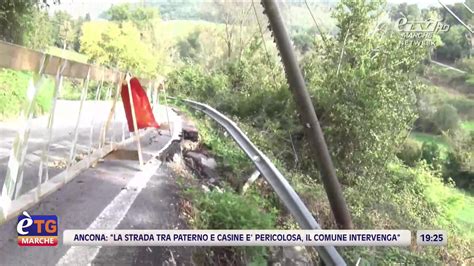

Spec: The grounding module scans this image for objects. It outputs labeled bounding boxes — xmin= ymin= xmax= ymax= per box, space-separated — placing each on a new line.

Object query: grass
xmin=429 ymin=64 xmax=466 ymax=80
xmin=410 ymin=129 xmax=473 ymax=239
xmin=0 ymin=69 xmax=54 ymax=121
xmin=46 ymin=46 xmax=89 ymax=64
xmin=461 ymin=121 xmax=474 ymax=132
xmin=454 ymin=189 xmax=474 ymax=239
xmin=410 ymin=132 xmax=449 ymax=152
xmin=160 ymin=20 xmax=224 ymax=43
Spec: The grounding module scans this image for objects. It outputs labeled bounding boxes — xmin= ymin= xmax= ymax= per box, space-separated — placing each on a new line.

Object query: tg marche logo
xmin=17 ymin=211 xmax=58 ymax=246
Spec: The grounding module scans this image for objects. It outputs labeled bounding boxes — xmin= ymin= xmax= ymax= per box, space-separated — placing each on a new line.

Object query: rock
xmin=201 ymin=157 xmax=217 ymax=170
xmin=184 ymin=151 xmax=219 ymax=180
xmin=242 ymin=170 xmax=260 ymax=194
xmin=201 ymin=184 xmax=210 ymax=193
xmin=181 ymin=140 xmax=199 ymax=152
xmin=185 ymin=151 xmax=206 ymax=162
xmin=157 ymin=140 xmax=181 ymax=162
xmin=182 ymin=118 xmax=198 ymax=141
xmin=268 ymin=246 xmax=312 ymax=266
xmin=213 ymin=186 xmax=223 ymax=193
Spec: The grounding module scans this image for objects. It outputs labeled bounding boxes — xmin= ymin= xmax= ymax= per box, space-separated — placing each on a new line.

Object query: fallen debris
xmin=242 ymin=170 xmax=261 ymax=194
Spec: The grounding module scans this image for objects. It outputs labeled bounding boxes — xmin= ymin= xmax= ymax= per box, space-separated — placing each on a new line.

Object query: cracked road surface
xmin=0 ymin=101 xmax=192 ymax=265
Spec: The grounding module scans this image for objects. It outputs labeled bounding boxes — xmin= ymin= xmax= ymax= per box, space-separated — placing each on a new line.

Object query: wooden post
xmin=66 ymin=67 xmax=91 ymax=183
xmin=100 ymin=75 xmax=121 ymax=149
xmin=125 ymin=73 xmax=144 ymax=168
xmin=162 ymin=81 xmax=172 ymax=137
xmin=88 ymin=69 xmax=104 ymax=166
xmin=37 ymin=59 xmax=67 ymax=201
xmin=1 ymin=55 xmax=48 ymax=217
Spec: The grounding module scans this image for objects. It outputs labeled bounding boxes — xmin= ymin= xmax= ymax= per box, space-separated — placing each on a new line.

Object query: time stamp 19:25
xmin=416 ymin=230 xmax=447 ymax=246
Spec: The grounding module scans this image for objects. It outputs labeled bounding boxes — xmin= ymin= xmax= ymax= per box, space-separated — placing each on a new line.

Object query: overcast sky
xmin=49 ymin=0 xmax=465 ymax=19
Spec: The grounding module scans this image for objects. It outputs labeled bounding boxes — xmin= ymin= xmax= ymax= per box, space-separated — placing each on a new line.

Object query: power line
xmin=251 ymin=0 xmax=277 ymax=84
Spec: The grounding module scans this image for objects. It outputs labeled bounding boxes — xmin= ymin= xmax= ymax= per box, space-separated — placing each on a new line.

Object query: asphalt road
xmin=0 ymin=101 xmax=191 ymax=265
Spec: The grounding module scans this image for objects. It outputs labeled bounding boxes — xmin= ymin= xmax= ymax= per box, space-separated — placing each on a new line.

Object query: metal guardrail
xmin=0 ymin=41 xmax=163 ymax=225
xmin=179 ymin=98 xmax=346 ymax=266
xmin=0 ymin=40 xmax=152 ymax=83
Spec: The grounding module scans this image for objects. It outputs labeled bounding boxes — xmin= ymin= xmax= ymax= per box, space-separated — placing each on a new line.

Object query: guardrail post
xmin=153 ymin=80 xmax=159 ymax=112
xmin=125 ymin=73 xmax=144 ymax=168
xmin=147 ymin=80 xmax=152 ymax=102
xmin=66 ymin=67 xmax=91 ymax=183
xmin=151 ymin=80 xmax=160 ymax=112
xmin=162 ymin=81 xmax=172 ymax=136
xmin=0 ymin=41 xmax=155 ymax=225
xmin=100 ymin=74 xmax=120 ymax=149
xmin=37 ymin=59 xmax=67 ymax=201
xmin=87 ymin=68 xmax=105 ymax=166
xmin=1 ymin=55 xmax=49 ymax=219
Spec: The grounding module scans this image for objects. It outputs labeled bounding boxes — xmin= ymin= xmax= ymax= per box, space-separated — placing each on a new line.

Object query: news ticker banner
xmin=62 ymin=229 xmax=446 ymax=247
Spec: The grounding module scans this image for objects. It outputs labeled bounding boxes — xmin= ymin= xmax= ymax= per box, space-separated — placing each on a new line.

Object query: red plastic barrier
xmin=121 ymin=77 xmax=159 ymax=132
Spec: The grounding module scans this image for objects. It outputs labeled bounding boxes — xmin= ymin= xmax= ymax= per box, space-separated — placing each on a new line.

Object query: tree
xmin=206 ymin=0 xmax=257 ymax=60
xmin=176 ymin=30 xmax=203 ymax=63
xmin=303 ymin=0 xmax=427 ymax=181
xmin=292 ymin=28 xmax=315 ymax=54
xmin=80 ymin=21 xmax=159 ymax=77
xmin=389 ymin=3 xmax=420 ymax=20
xmin=23 ymin=9 xmax=53 ymax=49
xmin=72 ymin=16 xmax=85 ymax=52
xmin=105 ymin=3 xmax=132 ymax=22
xmin=0 ymin=0 xmax=57 ymax=46
xmin=435 ymin=25 xmax=471 ymax=61
xmin=103 ymin=3 xmax=159 ymax=29
xmin=444 ymin=130 xmax=474 ymax=190
xmin=51 ymin=11 xmax=75 ymax=49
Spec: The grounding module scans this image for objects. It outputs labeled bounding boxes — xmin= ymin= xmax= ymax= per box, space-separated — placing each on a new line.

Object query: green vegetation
xmin=425 ymin=64 xmax=474 ymax=97
xmin=174 ymin=110 xmax=277 ymax=265
xmin=0 ymin=69 xmax=54 ymax=120
xmin=396 ymin=139 xmax=421 ymax=166
xmin=411 ymin=132 xmax=449 ymax=150
xmin=457 ymin=191 xmax=474 ymax=239
xmin=432 ymin=104 xmax=461 ymax=131
xmin=462 ymin=121 xmax=474 ymax=132
xmin=1 ymin=0 xmax=473 ymax=264
xmin=167 ymin=0 xmax=473 ymax=263
xmin=46 ymin=46 xmax=88 ymax=63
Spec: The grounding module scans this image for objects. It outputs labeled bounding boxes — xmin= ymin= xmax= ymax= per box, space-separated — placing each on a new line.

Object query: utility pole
xmin=261 ymin=0 xmax=353 ymax=229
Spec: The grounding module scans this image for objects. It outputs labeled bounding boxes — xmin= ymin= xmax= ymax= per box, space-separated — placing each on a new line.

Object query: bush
xmin=421 ymin=141 xmax=442 ymax=167
xmin=189 ymin=189 xmax=277 ymax=265
xmin=0 ymin=69 xmax=54 ymax=120
xmin=455 ymin=57 xmax=474 ymax=73
xmin=191 ymin=190 xmax=276 ymax=229
xmin=397 ymin=139 xmax=422 ymax=166
xmin=167 ymin=64 xmax=229 ymax=102
xmin=302 ymin=0 xmax=427 ymax=182
xmin=443 ymin=131 xmax=474 ymax=191
xmin=342 ymin=162 xmax=469 ymax=264
xmin=446 ymin=98 xmax=474 ymax=120
xmin=433 ymin=104 xmax=460 ymax=132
